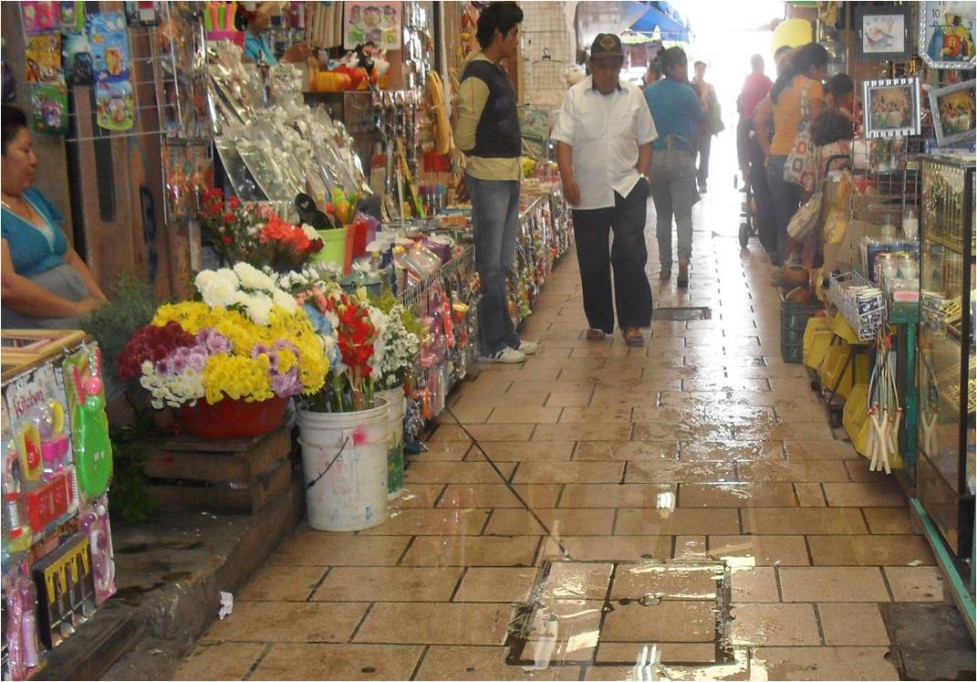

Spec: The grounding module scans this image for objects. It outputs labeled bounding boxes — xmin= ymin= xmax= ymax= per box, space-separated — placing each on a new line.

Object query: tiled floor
xmin=175 ymin=180 xmax=965 ymax=680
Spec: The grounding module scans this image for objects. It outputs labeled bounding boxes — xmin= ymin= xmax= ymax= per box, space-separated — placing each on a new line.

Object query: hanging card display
xmin=88 ymin=12 xmax=130 ymax=83
xmin=21 ymin=2 xmax=61 ymax=35
xmin=61 ymin=346 xmax=112 ymax=500
xmin=59 ymin=1 xmax=86 ymax=34
xmin=30 ymin=84 xmax=68 ymax=136
xmin=343 ymin=2 xmax=401 ymax=50
xmin=25 ymin=34 xmax=62 ymax=85
xmin=95 ymin=80 xmax=133 ymax=131
xmin=62 ymin=32 xmax=94 ymax=86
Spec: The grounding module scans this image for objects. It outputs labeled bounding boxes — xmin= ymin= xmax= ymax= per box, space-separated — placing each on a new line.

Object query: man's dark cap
xmin=590 ymin=33 xmax=624 ymax=59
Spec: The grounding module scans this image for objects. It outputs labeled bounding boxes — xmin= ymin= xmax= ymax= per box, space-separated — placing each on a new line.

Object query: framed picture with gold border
xmin=863 ymin=78 xmax=922 ymax=139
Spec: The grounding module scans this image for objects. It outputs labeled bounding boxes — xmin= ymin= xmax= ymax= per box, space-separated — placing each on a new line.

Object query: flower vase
xmin=173 ymin=396 xmax=288 ymax=439
xmin=376 ymin=385 xmax=406 ymax=498
xmin=296 ymin=398 xmax=390 ymax=531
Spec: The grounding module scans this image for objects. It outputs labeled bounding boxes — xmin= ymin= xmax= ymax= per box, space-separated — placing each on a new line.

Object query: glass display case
xmin=916 ymin=156 xmax=975 ymax=572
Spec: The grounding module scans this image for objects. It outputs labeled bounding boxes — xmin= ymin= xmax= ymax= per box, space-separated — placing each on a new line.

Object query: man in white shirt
xmin=552 ymin=33 xmax=657 ymax=348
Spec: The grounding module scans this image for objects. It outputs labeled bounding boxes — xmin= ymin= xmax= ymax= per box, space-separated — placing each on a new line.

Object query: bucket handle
xmin=299 ymin=433 xmax=394 ymax=490
xmin=301 ymin=435 xmax=350 ymax=490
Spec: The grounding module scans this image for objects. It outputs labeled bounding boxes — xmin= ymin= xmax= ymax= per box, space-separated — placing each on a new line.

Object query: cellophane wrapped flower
xmin=199 ymin=188 xmax=323 ymax=272
xmin=370 ymin=291 xmax=423 ymax=390
xmin=118 ymin=266 xmax=327 ymax=409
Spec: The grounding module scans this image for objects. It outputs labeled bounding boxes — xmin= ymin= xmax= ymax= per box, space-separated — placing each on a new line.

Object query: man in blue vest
xmin=455 ymin=2 xmax=538 ymax=363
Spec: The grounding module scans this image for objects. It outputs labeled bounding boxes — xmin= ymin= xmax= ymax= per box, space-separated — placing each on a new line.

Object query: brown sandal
xmin=585 ymin=329 xmax=606 ymax=341
xmin=622 ymin=327 xmax=645 ymax=347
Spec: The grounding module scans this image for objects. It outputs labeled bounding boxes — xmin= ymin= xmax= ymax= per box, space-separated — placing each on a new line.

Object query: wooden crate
xmin=141 ymin=425 xmax=294 ymax=515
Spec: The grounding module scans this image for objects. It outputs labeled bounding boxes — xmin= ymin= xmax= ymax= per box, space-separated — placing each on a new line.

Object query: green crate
xmin=781 ymin=299 xmax=822 ymax=363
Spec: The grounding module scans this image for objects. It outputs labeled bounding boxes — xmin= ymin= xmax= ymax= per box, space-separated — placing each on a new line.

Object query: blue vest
xmin=460 ymin=60 xmax=521 ymax=159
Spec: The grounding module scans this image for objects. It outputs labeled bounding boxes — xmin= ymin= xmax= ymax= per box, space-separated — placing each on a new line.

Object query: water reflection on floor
xmin=174 ymin=183 xmax=968 ymax=680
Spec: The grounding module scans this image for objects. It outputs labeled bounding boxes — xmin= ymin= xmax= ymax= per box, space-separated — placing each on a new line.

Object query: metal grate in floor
xmin=653 ymin=307 xmax=712 ymax=321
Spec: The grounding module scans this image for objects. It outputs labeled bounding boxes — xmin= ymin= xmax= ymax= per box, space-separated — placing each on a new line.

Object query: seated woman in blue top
xmin=1 ymin=105 xmax=107 ymax=329
xmin=644 ymin=46 xmax=705 ymax=288
xmin=243 ymin=2 xmax=309 ymax=65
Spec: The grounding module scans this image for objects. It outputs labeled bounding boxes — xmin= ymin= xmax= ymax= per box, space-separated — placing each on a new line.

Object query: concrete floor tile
xmin=539 ymin=562 xmax=613 ymax=600
xmin=737 ymin=460 xmax=851 ymax=483
xmin=729 ymin=567 xmax=780 ymax=602
xmin=252 ymin=643 xmax=424 ymax=680
xmin=174 ymin=642 xmax=265 ymax=680
xmin=236 ymin=564 xmax=327 ymax=602
xmin=201 ymin=601 xmax=369 ymax=643
xmin=729 ymin=603 xmax=821 ymax=646
xmin=793 ymin=483 xmax=827 ymax=507
xmin=313 ymin=567 xmax=463 ymax=602
xmin=603 ymin=600 xmax=717 ymax=643
xmin=544 ymin=390 xmax=595 ymax=407
xmin=393 ymin=484 xmax=446 ymax=508
xmin=470 ymin=441 xmax=576 ymax=462
xmin=415 ymin=645 xmax=577 ymax=680
xmin=778 ymin=439 xmax=862 ymax=460
xmin=884 ymin=566 xmax=947 ymax=602
xmin=401 ymin=536 xmax=540 ymax=567
xmin=595 ymin=641 xmax=717 ymax=664
xmin=559 ymin=535 xmax=672 ymax=562
xmin=453 ymin=567 xmax=539 ymax=602
xmin=708 ymin=535 xmax=811 ymax=566
xmin=779 ymin=567 xmax=890 ymax=602
xmin=806 ymin=534 xmax=934 ymax=566
xmin=532 ymin=423 xmax=632 ymax=442
xmin=863 ymin=506 xmax=917 ymax=534
xmin=410 ymin=440 xmax=472 ymax=461
xmin=485 ymin=508 xmax=615 ymax=536
xmin=679 ymin=440 xmax=766 ymax=461
xmin=615 ymin=508 xmax=740 ymax=536
xmin=741 ymin=507 xmax=868 ymax=534
xmin=489 ymin=405 xmax=564 ymax=424
xmin=404 ymin=461 xmax=516 ymax=484
xmin=354 ymin=603 xmax=512 ymax=645
xmin=436 ymin=484 xmax=562 ymax=509
xmin=818 ymin=602 xmax=891 ymax=645
xmin=574 ymin=440 xmax=680 ymax=461
xmin=271 ymin=533 xmax=410 ymax=567
xmin=428 ymin=424 xmax=476 ymax=441
xmin=559 ymin=483 xmax=676 ymax=508
xmin=822 ymin=481 xmax=907 ymax=507
xmin=610 ymin=562 xmax=722 ymax=601
xmin=679 ymin=482 xmax=797 ymax=507
xmin=750 ymin=646 xmax=900 ymax=680
xmin=361 ymin=508 xmax=491 ymax=535
xmin=558 ymin=405 xmax=634 ymax=423
xmin=513 ymin=461 xmax=625 ymax=484
xmin=626 ymin=460 xmax=738 ymax=484
xmin=465 ymin=423 xmax=537 ymax=442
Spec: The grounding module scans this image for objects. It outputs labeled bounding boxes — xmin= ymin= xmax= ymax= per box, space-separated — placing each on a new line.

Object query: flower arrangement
xmin=118 ymin=263 xmax=327 ymax=409
xmin=371 ymin=290 xmax=423 ymax=390
xmin=199 ymin=188 xmax=324 ymax=272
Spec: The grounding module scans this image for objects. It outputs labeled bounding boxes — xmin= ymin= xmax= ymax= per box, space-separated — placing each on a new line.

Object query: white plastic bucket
xmin=297 ymin=398 xmax=389 ymax=531
xmin=376 ymin=385 xmax=406 ymax=499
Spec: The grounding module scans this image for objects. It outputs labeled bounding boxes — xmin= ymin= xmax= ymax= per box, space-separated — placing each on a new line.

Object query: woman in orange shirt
xmin=755 ymin=43 xmax=827 ymax=265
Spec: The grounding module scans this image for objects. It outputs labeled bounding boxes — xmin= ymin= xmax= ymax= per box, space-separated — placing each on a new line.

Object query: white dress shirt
xmin=551 ymin=77 xmax=658 ymax=210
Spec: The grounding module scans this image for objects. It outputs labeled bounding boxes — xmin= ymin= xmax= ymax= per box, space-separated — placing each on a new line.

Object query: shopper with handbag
xmin=754 ymin=43 xmax=827 ymax=266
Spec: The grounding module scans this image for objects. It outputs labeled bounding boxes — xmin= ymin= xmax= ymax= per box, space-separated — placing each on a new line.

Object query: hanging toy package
xmin=24 ymin=33 xmax=68 ymax=136
xmin=62 ymin=345 xmax=113 ymax=500
xmin=88 ymin=12 xmax=134 ymax=131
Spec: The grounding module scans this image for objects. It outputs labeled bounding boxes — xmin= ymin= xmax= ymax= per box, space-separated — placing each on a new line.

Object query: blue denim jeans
xmin=650 ymin=148 xmax=697 ymax=268
xmin=468 ymin=176 xmax=521 ymax=355
xmin=766 ymin=155 xmax=801 ymax=263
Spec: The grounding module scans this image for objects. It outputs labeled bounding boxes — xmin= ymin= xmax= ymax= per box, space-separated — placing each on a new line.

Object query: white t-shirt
xmin=551 ymin=77 xmax=658 ymax=210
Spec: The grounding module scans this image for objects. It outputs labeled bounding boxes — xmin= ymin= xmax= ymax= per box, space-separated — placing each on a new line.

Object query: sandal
xmin=585 ymin=329 xmax=606 ymax=341
xmin=659 ymin=267 xmax=671 ymax=282
xmin=622 ymin=327 xmax=645 ymax=347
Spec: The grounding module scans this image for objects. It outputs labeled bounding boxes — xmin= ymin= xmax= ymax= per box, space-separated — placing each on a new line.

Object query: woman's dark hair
xmin=770 ymin=42 xmax=828 ymax=104
xmin=826 ymin=73 xmax=854 ymax=99
xmin=811 ymin=107 xmax=853 ymax=146
xmin=476 ymin=2 xmax=524 ymax=50
xmin=660 ymin=46 xmax=687 ymax=79
xmin=1 ymin=104 xmax=29 ymax=156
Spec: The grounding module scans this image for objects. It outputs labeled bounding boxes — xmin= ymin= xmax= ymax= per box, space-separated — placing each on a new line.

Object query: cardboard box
xmin=823 ymin=219 xmax=881 ymax=273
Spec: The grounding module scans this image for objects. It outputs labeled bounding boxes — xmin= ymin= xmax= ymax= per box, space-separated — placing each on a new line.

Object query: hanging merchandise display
xmin=88 ymin=12 xmax=134 ymax=131
xmin=22 ymin=16 xmax=67 ymax=136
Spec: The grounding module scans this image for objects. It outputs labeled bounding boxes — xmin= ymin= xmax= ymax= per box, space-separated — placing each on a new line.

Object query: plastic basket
xmin=781 ymin=299 xmax=823 ymax=363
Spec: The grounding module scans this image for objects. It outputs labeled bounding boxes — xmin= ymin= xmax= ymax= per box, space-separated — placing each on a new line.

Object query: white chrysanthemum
xmin=271 ymin=289 xmax=297 ymax=314
xmin=233 ymin=262 xmax=275 ymax=292
xmin=245 ymin=292 xmax=273 ymax=326
xmin=196 ymin=269 xmax=239 ymax=308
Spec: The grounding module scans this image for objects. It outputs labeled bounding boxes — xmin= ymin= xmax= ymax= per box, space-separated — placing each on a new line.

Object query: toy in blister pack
xmin=60 ymin=1 xmax=86 ymax=33
xmin=25 ymin=34 xmax=63 ymax=85
xmin=124 ymin=1 xmax=161 ymax=27
xmin=87 ymin=12 xmax=130 ymax=83
xmin=3 ymin=438 xmax=33 ymax=561
xmin=4 ymin=565 xmax=45 ymax=680
xmin=31 ymin=84 xmax=69 ymax=136
xmin=79 ymin=496 xmax=115 ymax=604
xmin=62 ymin=345 xmax=112 ymax=500
xmin=22 ymin=2 xmax=61 ymax=35
xmin=63 ymin=32 xmax=94 ymax=86
xmin=163 ymin=144 xmax=188 ymax=220
xmin=94 ymin=80 xmax=133 ymax=131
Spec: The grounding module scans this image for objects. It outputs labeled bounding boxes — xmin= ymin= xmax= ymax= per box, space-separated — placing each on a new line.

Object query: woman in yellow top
xmin=755 ymin=43 xmax=827 ymax=266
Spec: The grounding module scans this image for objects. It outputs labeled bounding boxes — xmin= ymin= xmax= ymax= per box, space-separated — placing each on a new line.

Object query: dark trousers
xmin=748 ymin=136 xmax=777 ymax=253
xmin=571 ymin=181 xmax=653 ymax=334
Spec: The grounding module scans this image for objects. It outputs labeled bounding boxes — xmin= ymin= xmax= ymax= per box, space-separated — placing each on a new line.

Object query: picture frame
xmin=918 ymin=1 xmax=977 ymax=70
xmin=929 ymin=79 xmax=976 ymax=147
xmin=863 ymin=78 xmax=922 ymax=139
xmin=854 ymin=5 xmax=911 ymax=61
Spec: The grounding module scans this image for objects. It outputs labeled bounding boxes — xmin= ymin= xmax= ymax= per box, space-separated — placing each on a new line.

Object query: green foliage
xmin=80 ymin=275 xmax=158 ymax=380
xmin=108 ymin=419 xmax=160 ymax=525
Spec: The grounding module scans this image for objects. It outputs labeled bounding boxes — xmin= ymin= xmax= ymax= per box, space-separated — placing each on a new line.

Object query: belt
xmin=653 ymin=134 xmax=694 ymax=153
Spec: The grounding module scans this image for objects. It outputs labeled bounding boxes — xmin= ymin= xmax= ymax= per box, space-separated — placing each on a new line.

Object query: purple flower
xmin=270 ymin=367 xmax=303 ymax=397
xmin=196 ymin=328 xmax=232 ymax=354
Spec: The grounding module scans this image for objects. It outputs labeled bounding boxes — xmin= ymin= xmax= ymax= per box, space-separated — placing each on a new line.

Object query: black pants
xmin=748 ymin=135 xmax=777 ymax=253
xmin=571 ymin=181 xmax=653 ymax=334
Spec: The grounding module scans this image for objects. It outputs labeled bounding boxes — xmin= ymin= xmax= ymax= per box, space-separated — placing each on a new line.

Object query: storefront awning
xmin=627 ymin=1 xmax=691 ymax=42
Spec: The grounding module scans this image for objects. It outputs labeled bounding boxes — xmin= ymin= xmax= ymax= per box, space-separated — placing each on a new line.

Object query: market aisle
xmin=173 ymin=182 xmax=965 ymax=681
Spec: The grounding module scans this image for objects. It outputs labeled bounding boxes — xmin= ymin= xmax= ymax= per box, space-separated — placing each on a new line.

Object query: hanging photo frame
xmin=929 ymin=79 xmax=976 ymax=146
xmin=863 ymin=78 xmax=922 ymax=139
xmin=854 ymin=4 xmax=911 ymax=62
xmin=918 ymin=1 xmax=977 ymax=70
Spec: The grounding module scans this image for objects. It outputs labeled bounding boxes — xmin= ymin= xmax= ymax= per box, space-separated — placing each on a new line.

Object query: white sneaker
xmin=478 ymin=347 xmax=526 ymax=364
xmin=515 ymin=340 xmax=539 ymax=355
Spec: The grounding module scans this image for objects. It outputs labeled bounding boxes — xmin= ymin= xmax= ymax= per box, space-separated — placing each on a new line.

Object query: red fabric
xmin=740 ymin=72 xmax=773 ymax=120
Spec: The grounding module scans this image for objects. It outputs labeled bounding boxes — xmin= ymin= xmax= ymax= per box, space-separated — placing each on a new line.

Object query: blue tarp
xmin=629 ymin=1 xmax=691 ymax=42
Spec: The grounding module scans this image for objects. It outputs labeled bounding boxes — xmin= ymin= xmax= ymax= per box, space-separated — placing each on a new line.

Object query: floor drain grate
xmin=654 ymin=307 xmax=712 ymax=321
xmin=504 ymin=559 xmax=732 ymax=669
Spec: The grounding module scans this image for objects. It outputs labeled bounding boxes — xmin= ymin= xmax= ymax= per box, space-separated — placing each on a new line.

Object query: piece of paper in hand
xmin=218 ymin=591 xmax=234 ymax=620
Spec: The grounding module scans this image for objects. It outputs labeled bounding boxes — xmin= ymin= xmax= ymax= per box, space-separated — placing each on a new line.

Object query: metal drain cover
xmin=654 ymin=307 xmax=712 ymax=321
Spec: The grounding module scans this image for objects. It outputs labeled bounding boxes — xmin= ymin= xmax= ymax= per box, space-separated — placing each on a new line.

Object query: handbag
xmin=787 ymin=188 xmax=823 ymax=241
xmin=783 ymin=81 xmax=816 ymax=193
xmin=709 ymin=100 xmax=724 ymax=134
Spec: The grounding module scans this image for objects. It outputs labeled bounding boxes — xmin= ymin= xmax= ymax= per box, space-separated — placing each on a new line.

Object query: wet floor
xmin=173 ymin=179 xmax=973 ymax=680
